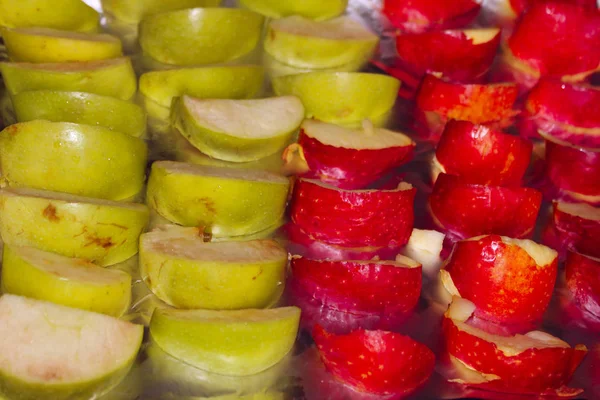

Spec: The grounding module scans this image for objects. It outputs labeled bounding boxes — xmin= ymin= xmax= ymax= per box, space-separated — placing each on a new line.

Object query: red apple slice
xmin=433 ymin=120 xmax=532 ymax=186
xmin=313 ymin=325 xmax=435 ymax=397
xmin=442 ymin=297 xmax=587 ymax=397
xmin=395 ymin=29 xmax=500 ymax=83
xmin=429 ymin=174 xmax=542 ymax=240
xmin=289 ymin=179 xmax=416 ymax=248
xmin=441 ymin=235 xmax=558 ymax=324
xmin=283 ymin=119 xmax=415 ymax=190
xmin=566 ymin=251 xmax=600 ymax=320
xmin=548 ymin=201 xmax=600 ymax=259
xmin=382 ymin=0 xmax=480 ymax=33
xmin=525 ymin=79 xmax=600 ymax=149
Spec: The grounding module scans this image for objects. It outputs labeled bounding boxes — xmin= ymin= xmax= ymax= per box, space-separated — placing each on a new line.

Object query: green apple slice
xmin=146 ymin=161 xmax=290 ymax=237
xmin=262 ymin=51 xmax=366 ymax=78
xmin=1 ymin=27 xmax=122 ymax=63
xmin=0 ymin=0 xmax=99 ymax=32
xmin=1 ymin=245 xmax=131 ymax=317
xmin=12 ymin=91 xmax=146 ymax=138
xmin=239 ymin=0 xmax=347 ymax=20
xmin=171 ymin=95 xmax=304 ymax=162
xmin=149 ymin=307 xmax=300 ymax=376
xmin=264 ymin=16 xmax=378 ymax=69
xmin=0 ymin=188 xmax=149 ymax=266
xmin=0 ymin=294 xmax=143 ymax=400
xmin=139 ymin=8 xmax=264 ymax=66
xmin=102 ymin=0 xmax=222 ymax=23
xmin=0 ymin=120 xmax=147 ymax=200
xmin=0 ymin=57 xmax=137 ymax=100
xmin=139 ymin=225 xmax=287 ymax=310
xmin=273 ymin=72 xmax=400 ymax=124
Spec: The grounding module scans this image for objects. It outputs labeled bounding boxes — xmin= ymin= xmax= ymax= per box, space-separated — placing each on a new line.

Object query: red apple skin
xmin=289 ymin=179 xmax=416 ymax=248
xmin=435 ymin=120 xmax=532 ymax=186
xmin=285 ymin=130 xmax=414 ymax=190
xmin=395 ymin=29 xmax=500 ymax=83
xmin=313 ymin=325 xmax=436 ymax=397
xmin=546 ymin=140 xmax=600 ymax=198
xmin=511 ymin=0 xmax=599 ymax=15
xmin=566 ymin=251 xmax=600 ymax=318
xmin=382 ymin=0 xmax=480 ymax=34
xmin=525 ymin=79 xmax=600 ymax=149
xmin=552 ymin=202 xmax=600 ymax=259
xmin=443 ymin=235 xmax=558 ymax=324
xmin=429 ymin=174 xmax=542 ymax=240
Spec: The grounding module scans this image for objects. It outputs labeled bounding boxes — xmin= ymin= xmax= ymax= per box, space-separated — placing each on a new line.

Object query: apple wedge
xmin=566 ymin=251 xmax=600 ymax=321
xmin=313 ymin=325 xmax=435 ymax=397
xmin=383 ymin=0 xmax=480 ymax=33
xmin=149 ymin=307 xmax=300 ymax=376
xmin=544 ymin=201 xmax=600 ymax=259
xmin=433 ymin=120 xmax=532 ymax=186
xmin=101 ymin=0 xmax=222 ymax=23
xmin=1 ymin=245 xmax=131 ymax=317
xmin=0 ymin=121 xmax=147 ymax=200
xmin=283 ymin=119 xmax=414 ymax=189
xmin=139 ymin=225 xmax=287 ymax=310
xmin=139 ymin=8 xmax=264 ymax=66
xmin=395 ymin=28 xmax=500 ymax=82
xmin=290 ymin=179 xmax=416 ymax=248
xmin=429 ymin=174 xmax=542 ymax=239
xmin=264 ymin=16 xmax=378 ymax=70
xmin=401 ymin=228 xmax=446 ymax=278
xmin=0 ymin=0 xmax=99 ymax=32
xmin=441 ymin=235 xmax=558 ymax=324
xmin=12 ymin=91 xmax=146 ymax=138
xmin=1 ymin=27 xmax=122 ymax=63
xmin=0 ymin=58 xmax=137 ymax=100
xmin=442 ymin=297 xmax=587 ymax=397
xmin=240 ymin=0 xmax=347 ymax=20
xmin=147 ymin=161 xmax=289 ymax=238
xmin=0 ymin=294 xmax=143 ymax=400
xmin=272 ymin=72 xmax=400 ymax=125
xmin=171 ymin=95 xmax=304 ymax=162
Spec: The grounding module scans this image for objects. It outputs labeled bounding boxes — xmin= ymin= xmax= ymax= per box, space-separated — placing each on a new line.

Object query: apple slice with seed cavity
xmin=172 ymin=95 xmax=304 ymax=162
xmin=101 ymin=0 xmax=222 ymax=23
xmin=1 ymin=245 xmax=131 ymax=317
xmin=146 ymin=161 xmax=290 ymax=238
xmin=0 ymin=294 xmax=143 ymax=400
xmin=240 ymin=0 xmax=347 ymax=20
xmin=441 ymin=235 xmax=558 ymax=324
xmin=0 ymin=58 xmax=137 ymax=100
xmin=0 ymin=0 xmax=99 ymax=32
xmin=383 ymin=0 xmax=480 ymax=33
xmin=139 ymin=225 xmax=287 ymax=310
xmin=283 ymin=119 xmax=414 ymax=189
xmin=442 ymin=297 xmax=587 ymax=397
xmin=543 ymin=201 xmax=600 ymax=259
xmin=0 ymin=187 xmax=149 ymax=266
xmin=313 ymin=325 xmax=435 ymax=397
xmin=289 ymin=178 xmax=416 ymax=248
xmin=149 ymin=307 xmax=300 ymax=376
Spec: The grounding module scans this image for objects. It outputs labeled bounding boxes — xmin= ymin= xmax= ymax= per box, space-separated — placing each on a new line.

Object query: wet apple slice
xmin=443 ymin=297 xmax=587 ymax=397
xmin=264 ymin=16 xmax=378 ymax=70
xmin=239 ymin=0 xmax=347 ymax=20
xmin=383 ymin=0 xmax=480 ymax=33
xmin=433 ymin=120 xmax=532 ymax=186
xmin=172 ymin=95 xmax=304 ymax=162
xmin=1 ymin=245 xmax=131 ymax=317
xmin=441 ymin=235 xmax=558 ymax=324
xmin=101 ymin=0 xmax=222 ymax=23
xmin=0 ymin=294 xmax=143 ymax=400
xmin=544 ymin=201 xmax=600 ymax=259
xmin=313 ymin=325 xmax=435 ymax=397
xmin=289 ymin=178 xmax=416 ymax=248
xmin=0 ymin=0 xmax=99 ymax=32
xmin=149 ymin=307 xmax=300 ymax=376
xmin=139 ymin=8 xmax=264 ymax=66
xmin=140 ymin=225 xmax=287 ymax=310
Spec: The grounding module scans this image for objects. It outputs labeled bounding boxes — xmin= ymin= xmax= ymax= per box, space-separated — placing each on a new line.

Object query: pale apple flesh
xmin=239 ymin=0 xmax=347 ymax=20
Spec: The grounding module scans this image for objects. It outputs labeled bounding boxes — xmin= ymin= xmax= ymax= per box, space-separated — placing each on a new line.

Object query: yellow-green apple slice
xmin=149 ymin=306 xmax=300 ymax=376
xmin=0 ymin=187 xmax=149 ymax=266
xmin=1 ymin=245 xmax=131 ymax=317
xmin=146 ymin=161 xmax=290 ymax=237
xmin=239 ymin=0 xmax=347 ymax=20
xmin=0 ymin=57 xmax=137 ymax=100
xmin=0 ymin=294 xmax=143 ymax=400
xmin=139 ymin=8 xmax=264 ymax=66
xmin=139 ymin=225 xmax=287 ymax=310
xmin=264 ymin=16 xmax=378 ymax=69
xmin=283 ymin=119 xmax=414 ymax=189
xmin=0 ymin=121 xmax=147 ymax=200
xmin=101 ymin=0 xmax=222 ymax=23
xmin=273 ymin=72 xmax=400 ymax=124
xmin=12 ymin=91 xmax=146 ymax=138
xmin=1 ymin=27 xmax=122 ymax=63
xmin=262 ymin=51 xmax=366 ymax=78
xmin=0 ymin=0 xmax=99 ymax=32
xmin=171 ymin=95 xmax=304 ymax=162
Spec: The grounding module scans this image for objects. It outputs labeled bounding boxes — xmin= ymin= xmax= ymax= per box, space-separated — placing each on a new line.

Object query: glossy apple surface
xmin=383 ymin=0 xmax=480 ymax=33
xmin=566 ymin=251 xmax=600 ymax=321
xmin=545 ymin=201 xmax=600 ymax=259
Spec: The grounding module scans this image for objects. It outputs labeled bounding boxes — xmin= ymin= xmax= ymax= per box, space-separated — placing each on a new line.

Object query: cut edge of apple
xmin=556 ymin=200 xmax=600 ymax=221
xmin=268 ymin=15 xmax=377 ymax=42
xmin=0 ymin=57 xmax=132 ymax=72
xmin=299 ymin=177 xmax=413 ymax=194
xmin=461 ymin=28 xmax=501 ymax=44
xmin=465 ymin=235 xmax=558 ymax=267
